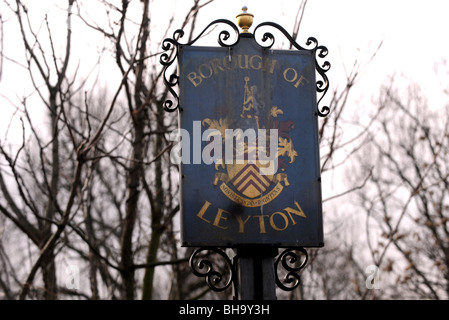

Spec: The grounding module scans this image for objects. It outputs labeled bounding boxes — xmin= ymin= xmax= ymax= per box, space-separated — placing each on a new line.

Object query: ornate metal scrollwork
xmin=160 ymin=19 xmax=330 ymax=116
xmin=189 ymin=247 xmax=235 ymax=292
xmin=253 ymin=22 xmax=331 ymax=117
xmin=160 ymin=19 xmax=240 ymax=112
xmin=274 ymin=247 xmax=309 ymax=291
xmin=190 ymin=246 xmax=309 ymax=294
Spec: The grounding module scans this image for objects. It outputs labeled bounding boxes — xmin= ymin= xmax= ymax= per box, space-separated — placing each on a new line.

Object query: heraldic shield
xmin=177 ymin=37 xmax=324 ymax=247
xmin=227 ymin=162 xmax=273 ymax=199
xmin=203 ymin=76 xmax=295 ymax=208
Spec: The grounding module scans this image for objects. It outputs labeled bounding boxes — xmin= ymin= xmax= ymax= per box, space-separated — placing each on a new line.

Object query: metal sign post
xmin=234 ymin=246 xmax=278 ymax=300
xmin=161 ymin=7 xmax=330 ymax=300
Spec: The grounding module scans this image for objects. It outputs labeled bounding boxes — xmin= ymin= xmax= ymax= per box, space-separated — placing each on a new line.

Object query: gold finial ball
xmin=236 ymin=6 xmax=254 ymax=33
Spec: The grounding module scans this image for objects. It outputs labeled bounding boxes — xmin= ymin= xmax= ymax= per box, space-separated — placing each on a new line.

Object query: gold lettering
xmin=249 ymin=55 xmax=262 ymax=70
xmin=213 ymin=208 xmax=230 ymax=230
xmin=284 ymin=201 xmax=307 ymax=225
xmin=238 ymin=55 xmax=250 ymax=69
xmin=253 ymin=215 xmax=269 ymax=233
xmin=283 ymin=67 xmax=298 ymax=83
xmin=219 ymin=182 xmax=283 ymax=207
xmin=283 ymin=67 xmax=309 ymax=88
xmin=269 ymin=211 xmax=289 ymax=231
xmin=187 ymin=56 xmax=278 ymax=88
xmin=263 ymin=57 xmax=277 ymax=74
xmin=294 ymin=75 xmax=309 ymax=88
xmin=187 ymin=72 xmax=202 ymax=87
xmin=198 ymin=64 xmax=213 ymax=79
xmin=210 ymin=58 xmax=225 ymax=75
xmin=236 ymin=215 xmax=251 ymax=233
xmin=195 ymin=199 xmax=307 ymax=234
xmin=196 ymin=200 xmax=212 ymax=223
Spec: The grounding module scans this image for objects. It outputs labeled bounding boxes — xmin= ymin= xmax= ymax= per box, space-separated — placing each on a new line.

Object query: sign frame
xmin=161 ymin=19 xmax=330 ymax=249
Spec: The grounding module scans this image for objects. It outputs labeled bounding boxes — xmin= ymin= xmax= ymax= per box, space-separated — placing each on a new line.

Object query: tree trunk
xmin=120 ymin=118 xmax=144 ymax=299
xmin=119 ymin=0 xmax=150 ymax=299
xmin=141 ymin=109 xmax=164 ymax=300
xmin=41 ymin=88 xmax=59 ymax=299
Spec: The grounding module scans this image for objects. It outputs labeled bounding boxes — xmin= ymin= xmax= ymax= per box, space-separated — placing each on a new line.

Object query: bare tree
xmin=348 ymin=77 xmax=449 ymax=299
xmin=0 ymin=0 xmax=215 ymax=300
xmin=7 ymin=0 xmax=444 ymax=302
xmin=0 ymin=0 xmax=84 ymax=300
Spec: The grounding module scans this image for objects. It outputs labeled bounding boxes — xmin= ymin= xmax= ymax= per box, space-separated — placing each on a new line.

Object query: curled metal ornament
xmin=160 ymin=19 xmax=240 ymax=112
xmin=274 ymin=247 xmax=309 ymax=291
xmin=160 ymin=19 xmax=330 ymax=116
xmin=189 ymin=247 xmax=234 ymax=292
xmin=253 ymin=22 xmax=331 ymax=117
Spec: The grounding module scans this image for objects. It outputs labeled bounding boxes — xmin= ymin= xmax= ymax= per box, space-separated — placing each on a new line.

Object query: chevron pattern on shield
xmin=203 ymin=76 xmax=298 ymax=207
xmin=227 ymin=162 xmax=274 ymax=199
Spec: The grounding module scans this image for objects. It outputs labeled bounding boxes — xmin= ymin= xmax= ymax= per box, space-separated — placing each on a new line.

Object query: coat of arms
xmin=202 ymin=77 xmax=298 ymax=207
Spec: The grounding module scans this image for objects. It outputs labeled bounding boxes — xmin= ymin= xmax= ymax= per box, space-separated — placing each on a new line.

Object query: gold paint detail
xmin=227 ymin=162 xmax=273 ymax=198
xmin=202 ymin=77 xmax=300 ymax=207
xmin=219 ymin=181 xmax=284 ymax=208
xmin=236 ymin=6 xmax=254 ymax=34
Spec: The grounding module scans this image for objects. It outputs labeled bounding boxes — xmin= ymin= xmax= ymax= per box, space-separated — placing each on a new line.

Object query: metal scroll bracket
xmin=189 ymin=246 xmax=309 ymax=300
xmin=160 ymin=14 xmax=331 ymax=117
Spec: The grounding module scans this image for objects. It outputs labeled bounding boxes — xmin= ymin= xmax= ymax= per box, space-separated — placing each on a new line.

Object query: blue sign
xmin=175 ymin=35 xmax=324 ymax=247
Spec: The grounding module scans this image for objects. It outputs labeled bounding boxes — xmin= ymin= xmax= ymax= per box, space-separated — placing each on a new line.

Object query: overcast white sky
xmin=190 ymin=0 xmax=449 ymax=112
xmin=1 ymin=0 xmax=449 ymax=136
xmin=1 ymin=0 xmax=448 ymax=249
